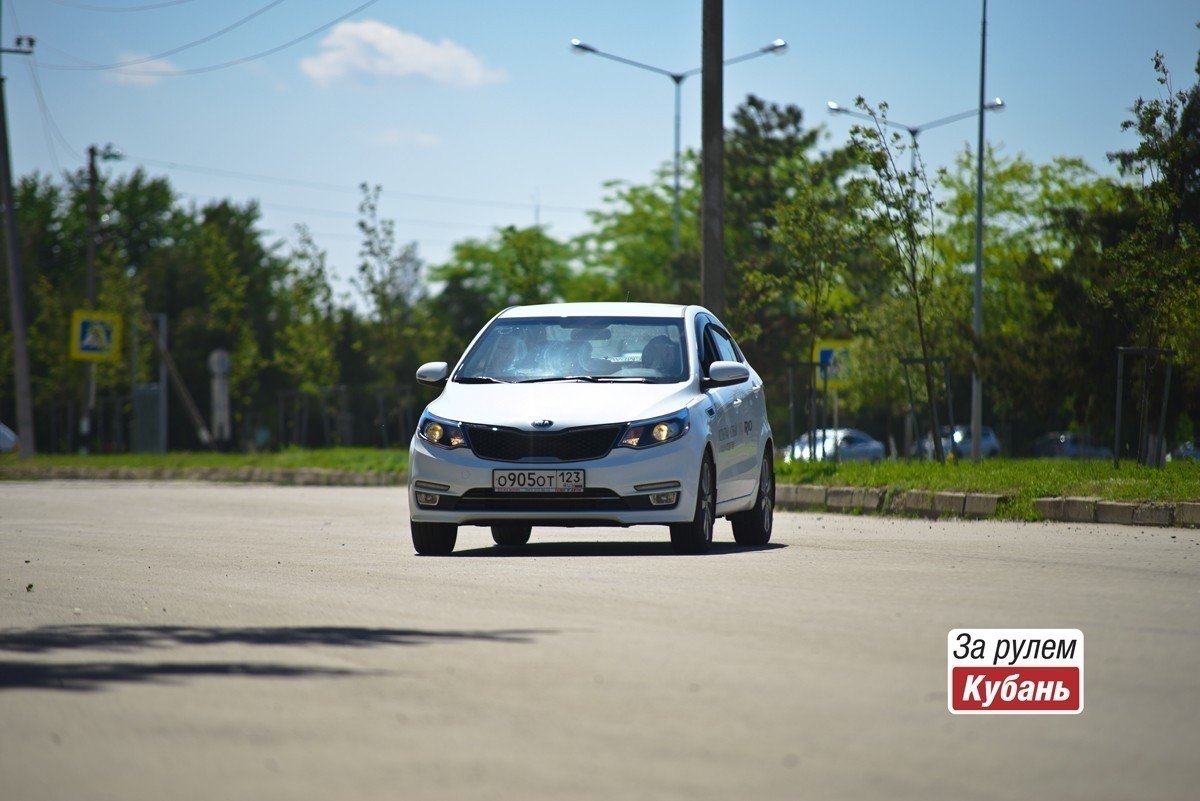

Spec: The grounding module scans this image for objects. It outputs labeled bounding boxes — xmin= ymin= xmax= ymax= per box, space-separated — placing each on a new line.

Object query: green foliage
xmin=0 ymin=446 xmax=408 ymax=474
xmin=1104 ymin=43 xmax=1200 ymax=371
xmin=4 ymin=66 xmax=1199 ymax=459
xmin=431 ymin=223 xmax=579 ymax=358
xmin=275 ymin=227 xmax=338 ymax=394
xmin=354 ymin=183 xmax=434 ymax=384
xmin=576 ymin=165 xmax=700 ymax=304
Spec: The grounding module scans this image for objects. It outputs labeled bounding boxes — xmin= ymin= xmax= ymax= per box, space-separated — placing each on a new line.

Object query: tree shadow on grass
xmin=451 ymin=541 xmax=788 ymax=558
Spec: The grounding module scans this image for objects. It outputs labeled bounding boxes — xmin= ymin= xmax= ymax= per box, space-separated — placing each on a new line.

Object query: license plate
xmin=492 ymin=469 xmax=585 ymax=493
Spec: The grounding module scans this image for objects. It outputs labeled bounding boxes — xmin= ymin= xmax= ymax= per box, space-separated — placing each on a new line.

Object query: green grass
xmin=774 ymin=457 xmax=1200 ymax=519
xmin=4 ymin=450 xmax=1196 ymax=520
xmin=0 ymin=447 xmax=408 ymax=474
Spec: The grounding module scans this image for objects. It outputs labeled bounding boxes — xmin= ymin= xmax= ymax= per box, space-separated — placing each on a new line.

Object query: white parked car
xmin=0 ymin=421 xmax=17 ymax=453
xmin=784 ymin=428 xmax=884 ymax=463
xmin=408 ymin=302 xmax=775 ymax=555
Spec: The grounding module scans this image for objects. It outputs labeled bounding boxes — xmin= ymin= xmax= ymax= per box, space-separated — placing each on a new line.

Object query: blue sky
xmin=4 ymin=0 xmax=1198 ymax=297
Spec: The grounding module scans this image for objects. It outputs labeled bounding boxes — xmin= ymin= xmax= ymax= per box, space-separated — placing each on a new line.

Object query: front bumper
xmin=408 ymin=432 xmax=705 ymax=527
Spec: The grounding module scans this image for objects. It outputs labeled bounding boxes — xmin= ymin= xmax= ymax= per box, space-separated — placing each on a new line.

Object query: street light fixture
xmin=571 ymin=37 xmax=787 ymax=249
xmin=826 ymin=98 xmax=1004 ymax=174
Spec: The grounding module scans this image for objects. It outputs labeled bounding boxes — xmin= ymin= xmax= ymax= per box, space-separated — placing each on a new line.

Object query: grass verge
xmin=774 ymin=458 xmax=1200 ymax=520
xmin=0 ymin=447 xmax=408 ymax=475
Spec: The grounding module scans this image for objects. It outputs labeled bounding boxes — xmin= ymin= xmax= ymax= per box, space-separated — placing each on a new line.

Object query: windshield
xmin=455 ymin=316 xmax=689 ymax=384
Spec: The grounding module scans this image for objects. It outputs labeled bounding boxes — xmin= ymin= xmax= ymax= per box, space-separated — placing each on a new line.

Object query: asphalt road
xmin=2 ymin=481 xmax=1198 ymax=801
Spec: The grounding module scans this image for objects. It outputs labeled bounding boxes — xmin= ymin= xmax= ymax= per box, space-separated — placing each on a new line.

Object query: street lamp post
xmin=571 ymin=37 xmax=787 ymax=250
xmin=827 ymin=97 xmax=1003 ymax=458
xmin=826 ymin=99 xmax=1003 ymax=173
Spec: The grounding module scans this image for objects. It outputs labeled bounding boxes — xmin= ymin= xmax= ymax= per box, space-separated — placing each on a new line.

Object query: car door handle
xmin=732 ymin=398 xmax=743 ymax=406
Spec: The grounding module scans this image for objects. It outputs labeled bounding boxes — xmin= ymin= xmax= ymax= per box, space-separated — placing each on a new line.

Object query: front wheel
xmin=670 ymin=455 xmax=715 ymax=554
xmin=411 ymin=520 xmax=457 ymax=555
xmin=731 ymin=454 xmax=774 ymax=546
xmin=491 ymin=523 xmax=531 ymax=547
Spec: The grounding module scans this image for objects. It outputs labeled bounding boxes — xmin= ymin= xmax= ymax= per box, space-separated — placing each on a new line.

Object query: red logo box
xmin=948 ymin=629 xmax=1084 ymax=715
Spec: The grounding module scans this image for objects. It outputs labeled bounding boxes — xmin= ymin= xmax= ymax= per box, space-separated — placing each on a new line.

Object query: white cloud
xmin=103 ymin=53 xmax=180 ymax=87
xmin=369 ymin=128 xmax=441 ymax=148
xmin=299 ymin=20 xmax=506 ymax=88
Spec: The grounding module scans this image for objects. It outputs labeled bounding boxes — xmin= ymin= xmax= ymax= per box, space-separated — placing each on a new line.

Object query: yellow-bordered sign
xmin=69 ymin=310 xmax=122 ymax=362
xmin=812 ymin=338 xmax=852 ymax=389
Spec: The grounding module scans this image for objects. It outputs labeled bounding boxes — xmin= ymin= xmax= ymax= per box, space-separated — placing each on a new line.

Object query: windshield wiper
xmin=517 ymin=375 xmax=651 ymax=384
xmin=455 ymin=375 xmax=511 ymax=384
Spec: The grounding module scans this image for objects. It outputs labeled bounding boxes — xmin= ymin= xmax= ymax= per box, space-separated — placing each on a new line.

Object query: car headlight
xmin=417 ymin=413 xmax=468 ymax=449
xmin=620 ymin=409 xmax=689 ymax=449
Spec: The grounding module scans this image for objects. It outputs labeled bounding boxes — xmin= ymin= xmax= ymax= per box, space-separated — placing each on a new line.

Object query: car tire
xmin=491 ymin=523 xmax=531 ymax=547
xmin=731 ymin=453 xmax=774 ymax=547
xmin=410 ymin=520 xmax=457 ymax=556
xmin=670 ymin=454 xmax=715 ymax=554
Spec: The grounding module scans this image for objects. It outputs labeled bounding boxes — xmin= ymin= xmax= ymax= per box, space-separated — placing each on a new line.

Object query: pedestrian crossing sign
xmin=812 ymin=338 xmax=852 ymax=389
xmin=69 ymin=310 xmax=122 ymax=362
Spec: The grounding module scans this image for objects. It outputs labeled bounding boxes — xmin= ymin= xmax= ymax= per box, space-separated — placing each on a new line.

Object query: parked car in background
xmin=784 ymin=428 xmax=884 ymax=463
xmin=1168 ymin=441 xmax=1198 ymax=462
xmin=1032 ymin=431 xmax=1113 ymax=459
xmin=0 ymin=421 xmax=17 ymax=453
xmin=915 ymin=425 xmax=1002 ymax=459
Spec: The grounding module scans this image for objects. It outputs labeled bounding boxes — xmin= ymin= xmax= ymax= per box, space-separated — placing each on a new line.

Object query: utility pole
xmin=0 ymin=27 xmax=36 ymax=458
xmin=700 ymin=0 xmax=724 ymax=316
xmin=79 ymin=143 xmax=118 ymax=448
xmin=970 ymin=0 xmax=988 ymax=461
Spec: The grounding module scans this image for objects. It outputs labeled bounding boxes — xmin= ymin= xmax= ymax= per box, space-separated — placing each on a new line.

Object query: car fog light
xmin=649 ymin=491 xmax=679 ymax=506
xmin=415 ymin=491 xmax=440 ymax=507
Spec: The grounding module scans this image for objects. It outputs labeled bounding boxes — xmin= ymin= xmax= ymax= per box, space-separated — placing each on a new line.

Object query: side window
xmin=699 ymin=328 xmax=719 ymax=373
xmin=709 ymin=327 xmax=741 ymax=364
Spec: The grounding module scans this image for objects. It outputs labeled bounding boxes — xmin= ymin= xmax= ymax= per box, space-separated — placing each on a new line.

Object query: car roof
xmin=497 ymin=302 xmax=691 ymax=319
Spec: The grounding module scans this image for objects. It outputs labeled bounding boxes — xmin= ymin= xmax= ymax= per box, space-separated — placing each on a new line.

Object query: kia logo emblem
xmin=532 ymin=420 xmax=553 ymax=428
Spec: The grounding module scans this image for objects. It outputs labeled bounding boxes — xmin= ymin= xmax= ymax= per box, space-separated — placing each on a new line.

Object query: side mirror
xmin=416 ymin=361 xmax=449 ymax=386
xmin=703 ymin=360 xmax=749 ymax=388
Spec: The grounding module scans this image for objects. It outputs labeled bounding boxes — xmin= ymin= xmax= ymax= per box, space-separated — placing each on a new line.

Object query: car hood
xmin=427 ymin=381 xmax=698 ymax=430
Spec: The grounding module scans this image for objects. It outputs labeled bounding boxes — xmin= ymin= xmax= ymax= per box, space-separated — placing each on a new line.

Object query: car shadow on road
xmin=451 ymin=541 xmax=788 ymax=558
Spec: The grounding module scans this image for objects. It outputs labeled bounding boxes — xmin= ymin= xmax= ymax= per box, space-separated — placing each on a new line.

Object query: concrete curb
xmin=1035 ymin=496 xmax=1193 ymax=528
xmin=780 ymin=484 xmax=1004 ymax=521
xmin=0 ymin=465 xmax=406 ymax=487
xmin=774 ymin=484 xmax=1198 ymax=529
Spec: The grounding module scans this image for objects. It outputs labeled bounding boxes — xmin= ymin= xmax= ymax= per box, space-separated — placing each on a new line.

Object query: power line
xmin=176 ymin=192 xmax=498 ymax=233
xmin=6 ymin=0 xmax=82 ymax=165
xmin=125 ymin=153 xmax=591 ymax=214
xmin=47 ymin=0 xmax=198 ymax=11
xmin=45 ymin=0 xmax=288 ymax=71
xmin=43 ymin=0 xmax=380 ymax=76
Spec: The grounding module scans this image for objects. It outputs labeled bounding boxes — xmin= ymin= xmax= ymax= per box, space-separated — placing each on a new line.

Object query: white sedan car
xmin=408 ymin=302 xmax=775 ymax=555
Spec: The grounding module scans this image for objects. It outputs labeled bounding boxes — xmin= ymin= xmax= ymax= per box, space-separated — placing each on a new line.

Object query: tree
xmin=198 ymin=221 xmax=261 ymax=414
xmin=1105 ymin=39 xmax=1200 ymax=373
xmin=275 ymin=226 xmax=338 ymax=394
xmin=849 ymin=99 xmax=946 ymax=460
xmin=432 ymin=223 xmax=577 ymax=351
xmin=757 ymin=175 xmax=861 ymax=374
xmin=576 ymin=163 xmax=701 ymax=305
xmin=354 ymin=184 xmax=429 ymax=384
